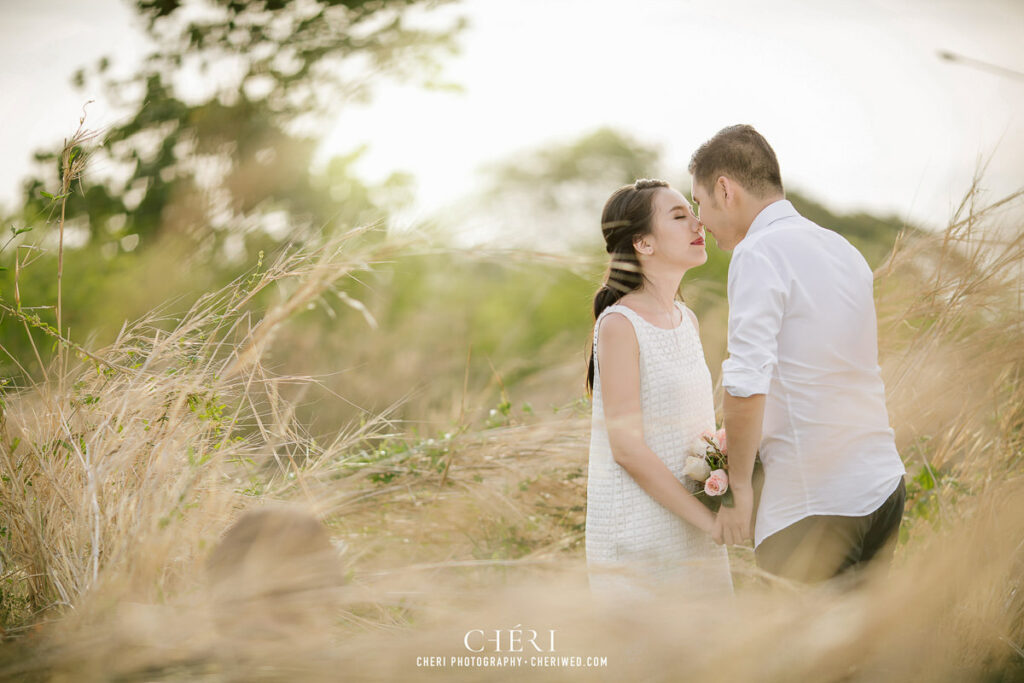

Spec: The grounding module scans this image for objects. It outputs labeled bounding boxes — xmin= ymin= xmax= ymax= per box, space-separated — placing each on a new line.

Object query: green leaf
xmin=915 ymin=464 xmax=936 ymax=491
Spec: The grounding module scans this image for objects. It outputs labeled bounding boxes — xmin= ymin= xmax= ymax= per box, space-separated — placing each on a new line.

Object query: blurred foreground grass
xmin=0 ymin=183 xmax=1021 ymax=682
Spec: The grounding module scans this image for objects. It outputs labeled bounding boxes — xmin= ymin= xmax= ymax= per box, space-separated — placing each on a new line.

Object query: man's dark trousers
xmin=754 ymin=477 xmax=906 ymax=584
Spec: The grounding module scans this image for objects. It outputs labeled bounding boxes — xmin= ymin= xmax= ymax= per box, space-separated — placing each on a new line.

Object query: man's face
xmin=692 ymin=177 xmax=740 ymax=251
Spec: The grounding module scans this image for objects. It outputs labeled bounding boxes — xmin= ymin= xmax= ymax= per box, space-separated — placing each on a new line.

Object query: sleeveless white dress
xmin=585 ymin=300 xmax=733 ymax=600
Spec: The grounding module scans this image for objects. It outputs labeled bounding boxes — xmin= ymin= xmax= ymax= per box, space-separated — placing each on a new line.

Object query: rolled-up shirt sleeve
xmin=722 ymin=248 xmax=788 ymax=398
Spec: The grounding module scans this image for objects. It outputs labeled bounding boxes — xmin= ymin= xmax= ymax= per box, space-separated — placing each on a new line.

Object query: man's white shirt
xmin=721 ymin=199 xmax=906 ymax=548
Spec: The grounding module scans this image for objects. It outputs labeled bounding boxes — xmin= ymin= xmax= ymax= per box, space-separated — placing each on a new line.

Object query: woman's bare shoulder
xmin=596 ymin=310 xmax=637 ymax=347
xmin=598 ymin=309 xmax=632 ymax=331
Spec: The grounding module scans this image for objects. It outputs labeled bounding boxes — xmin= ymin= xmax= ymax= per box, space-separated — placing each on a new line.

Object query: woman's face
xmin=638 ymin=187 xmax=707 ymax=269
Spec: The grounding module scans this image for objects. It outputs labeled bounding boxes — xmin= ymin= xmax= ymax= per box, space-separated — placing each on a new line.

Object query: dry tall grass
xmin=0 ymin=182 xmax=1022 ymax=682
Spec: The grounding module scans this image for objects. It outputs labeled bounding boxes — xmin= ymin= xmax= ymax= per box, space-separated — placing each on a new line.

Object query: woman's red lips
xmin=691 ymin=237 xmax=705 ymax=245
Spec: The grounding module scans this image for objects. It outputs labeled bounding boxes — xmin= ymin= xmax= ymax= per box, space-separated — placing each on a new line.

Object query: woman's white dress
xmin=585 ymin=301 xmax=733 ymax=600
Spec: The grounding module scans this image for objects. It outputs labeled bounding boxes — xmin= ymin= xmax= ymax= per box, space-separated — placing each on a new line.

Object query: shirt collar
xmin=746 ymin=199 xmax=799 ymax=238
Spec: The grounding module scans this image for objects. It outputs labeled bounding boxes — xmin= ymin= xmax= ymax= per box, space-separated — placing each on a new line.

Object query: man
xmin=689 ymin=125 xmax=906 ymax=583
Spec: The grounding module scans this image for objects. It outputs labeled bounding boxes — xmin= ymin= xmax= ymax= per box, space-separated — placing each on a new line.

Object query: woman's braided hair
xmin=586 ymin=178 xmax=669 ymax=394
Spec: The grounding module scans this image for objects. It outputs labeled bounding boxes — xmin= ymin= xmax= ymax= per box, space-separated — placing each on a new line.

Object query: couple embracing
xmin=585 ymin=125 xmax=907 ymax=599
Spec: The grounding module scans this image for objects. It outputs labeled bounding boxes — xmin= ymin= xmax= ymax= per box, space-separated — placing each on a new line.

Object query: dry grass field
xmin=0 ymin=181 xmax=1021 ymax=682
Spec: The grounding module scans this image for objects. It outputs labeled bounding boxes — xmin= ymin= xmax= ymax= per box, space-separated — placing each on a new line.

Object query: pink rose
xmin=704 ymin=469 xmax=729 ymax=497
xmin=715 ymin=428 xmax=728 ymax=454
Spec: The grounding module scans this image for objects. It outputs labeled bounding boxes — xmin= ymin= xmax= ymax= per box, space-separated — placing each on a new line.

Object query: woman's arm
xmin=597 ymin=313 xmax=716 ymax=534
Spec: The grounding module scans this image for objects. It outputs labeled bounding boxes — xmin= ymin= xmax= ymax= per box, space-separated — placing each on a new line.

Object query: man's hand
xmin=716 ymin=391 xmax=764 ymax=546
xmin=712 ymin=485 xmax=754 ymax=546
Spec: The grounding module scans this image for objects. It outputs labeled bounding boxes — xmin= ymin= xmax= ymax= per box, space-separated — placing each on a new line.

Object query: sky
xmin=2 ymin=0 xmax=1023 ymax=233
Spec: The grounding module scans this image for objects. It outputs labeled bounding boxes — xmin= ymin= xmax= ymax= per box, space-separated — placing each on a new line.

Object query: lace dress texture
xmin=585 ymin=301 xmax=733 ymax=600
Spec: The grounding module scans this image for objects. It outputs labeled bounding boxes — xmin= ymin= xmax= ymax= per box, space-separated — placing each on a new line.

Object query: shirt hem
xmin=753 ymin=472 xmax=907 ymax=548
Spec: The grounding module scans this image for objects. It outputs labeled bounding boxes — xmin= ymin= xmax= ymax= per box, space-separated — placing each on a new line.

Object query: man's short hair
xmin=688 ymin=125 xmax=784 ymax=199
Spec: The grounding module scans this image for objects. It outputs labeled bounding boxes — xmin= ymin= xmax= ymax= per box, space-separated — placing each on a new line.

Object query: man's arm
xmin=714 ymin=248 xmax=787 ymax=546
xmin=713 ymin=392 xmax=765 ymax=545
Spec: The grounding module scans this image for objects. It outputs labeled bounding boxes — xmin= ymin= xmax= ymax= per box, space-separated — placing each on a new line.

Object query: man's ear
xmin=715 ymin=175 xmax=731 ymax=204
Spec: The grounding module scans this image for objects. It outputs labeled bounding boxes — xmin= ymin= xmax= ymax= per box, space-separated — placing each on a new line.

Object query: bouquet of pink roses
xmin=682 ymin=428 xmax=734 ymax=512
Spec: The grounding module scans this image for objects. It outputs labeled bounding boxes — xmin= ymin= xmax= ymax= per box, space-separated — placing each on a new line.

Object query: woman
xmin=585 ymin=178 xmax=732 ymax=600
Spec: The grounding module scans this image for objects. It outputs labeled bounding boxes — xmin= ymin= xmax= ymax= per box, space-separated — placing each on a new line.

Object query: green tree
xmin=461 ymin=127 xmax=666 ymax=251
xmin=18 ymin=0 xmax=463 ymax=253
xmin=1 ymin=0 xmax=463 ymax=376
